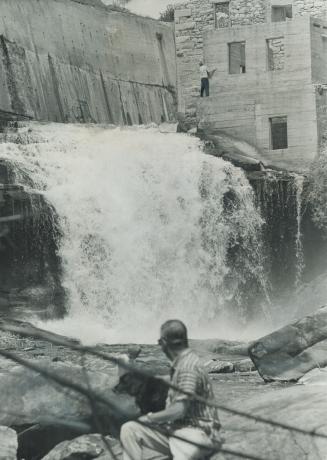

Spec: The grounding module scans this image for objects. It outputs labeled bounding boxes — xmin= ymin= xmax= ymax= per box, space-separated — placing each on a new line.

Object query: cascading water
xmin=0 ymin=123 xmax=268 ymax=343
xmin=294 ymin=174 xmax=305 ymax=288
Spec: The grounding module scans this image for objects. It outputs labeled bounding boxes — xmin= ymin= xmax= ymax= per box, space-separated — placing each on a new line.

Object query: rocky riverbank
xmin=0 ymin=323 xmax=326 ymax=459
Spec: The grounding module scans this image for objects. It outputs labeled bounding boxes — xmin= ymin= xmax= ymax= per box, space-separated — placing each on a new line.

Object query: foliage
xmin=309 ymin=150 xmax=327 ymax=233
xmin=159 ymin=4 xmax=175 ymax=22
xmin=103 ymin=0 xmax=131 ymax=12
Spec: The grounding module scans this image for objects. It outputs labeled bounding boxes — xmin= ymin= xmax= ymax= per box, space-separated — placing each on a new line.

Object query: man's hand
xmin=137 ymin=401 xmax=189 ymax=425
xmin=138 ymin=413 xmax=153 ymax=424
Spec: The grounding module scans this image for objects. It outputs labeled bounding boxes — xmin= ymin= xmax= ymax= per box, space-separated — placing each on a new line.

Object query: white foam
xmin=1 ymin=123 xmax=266 ymax=343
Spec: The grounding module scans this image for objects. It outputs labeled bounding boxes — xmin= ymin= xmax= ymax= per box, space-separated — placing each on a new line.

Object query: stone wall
xmin=0 ymin=0 xmax=177 ymax=125
xmin=175 ymin=0 xmax=327 ymax=123
xmin=295 ymin=0 xmax=327 ymax=18
xmin=267 ymin=37 xmax=285 ymax=71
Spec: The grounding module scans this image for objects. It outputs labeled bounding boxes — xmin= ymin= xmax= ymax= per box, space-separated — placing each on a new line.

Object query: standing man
xmin=200 ymin=61 xmax=210 ymax=97
xmin=120 ymin=320 xmax=221 ymax=460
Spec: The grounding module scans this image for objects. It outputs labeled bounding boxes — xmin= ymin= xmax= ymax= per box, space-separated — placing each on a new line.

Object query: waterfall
xmin=0 ymin=123 xmax=267 ymax=343
xmin=294 ymin=174 xmax=305 ymax=288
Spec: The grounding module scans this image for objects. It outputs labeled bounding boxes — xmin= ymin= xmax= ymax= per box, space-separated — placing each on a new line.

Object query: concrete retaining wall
xmin=0 ymin=0 xmax=177 ymax=125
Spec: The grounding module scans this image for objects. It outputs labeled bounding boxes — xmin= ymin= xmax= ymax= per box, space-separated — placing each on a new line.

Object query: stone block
xmin=175 ymin=8 xmax=192 ymax=19
xmin=175 ymin=21 xmax=196 ymax=31
xmin=176 ymin=35 xmax=191 ymax=44
xmin=249 ymin=306 xmax=327 ymax=382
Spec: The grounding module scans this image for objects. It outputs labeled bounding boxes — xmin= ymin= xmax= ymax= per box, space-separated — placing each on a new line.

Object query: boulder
xmin=0 ymin=359 xmax=140 ymax=459
xmin=0 ymin=426 xmax=18 ymax=460
xmin=0 ymin=360 xmax=138 ymax=428
xmin=205 ymin=360 xmax=234 ymax=374
xmin=191 ymin=339 xmax=249 ymax=357
xmin=233 ymin=358 xmax=256 ymax=373
xmin=159 ymin=122 xmax=178 ymax=133
xmin=204 ymin=358 xmax=255 ymax=374
xmin=248 ymin=306 xmax=327 ymax=382
xmin=213 ymin=384 xmax=327 ymax=460
xmin=42 ymin=434 xmax=122 ymax=460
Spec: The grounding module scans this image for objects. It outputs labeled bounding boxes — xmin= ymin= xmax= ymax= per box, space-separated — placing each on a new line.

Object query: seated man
xmin=120 ymin=320 xmax=222 ymax=460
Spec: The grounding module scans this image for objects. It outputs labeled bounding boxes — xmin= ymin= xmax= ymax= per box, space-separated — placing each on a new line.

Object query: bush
xmin=309 ymin=149 xmax=327 ymax=233
xmin=159 ymin=4 xmax=175 ymax=22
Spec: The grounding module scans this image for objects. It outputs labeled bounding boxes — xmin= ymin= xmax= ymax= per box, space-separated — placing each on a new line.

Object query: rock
xmin=249 ymin=306 xmax=327 ymax=382
xmin=197 ymin=128 xmax=266 ymax=171
xmin=204 ymin=358 xmax=255 ymax=374
xmin=221 ymin=151 xmax=264 ymax=172
xmin=159 ymin=122 xmax=178 ymax=133
xmin=234 ymin=358 xmax=256 ymax=373
xmin=42 ymin=434 xmax=122 ymax=460
xmin=191 ymin=339 xmax=249 ymax=357
xmin=298 ymin=368 xmax=327 ymax=386
xmin=0 ymin=360 xmax=139 ymax=459
xmin=0 ymin=426 xmax=18 ymax=460
xmin=217 ymin=384 xmax=327 ymax=460
xmin=205 ymin=360 xmax=234 ymax=374
xmin=0 ymin=360 xmax=139 ymax=428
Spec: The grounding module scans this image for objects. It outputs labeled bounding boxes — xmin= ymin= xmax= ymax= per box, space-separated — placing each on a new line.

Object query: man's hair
xmin=160 ymin=320 xmax=188 ymax=349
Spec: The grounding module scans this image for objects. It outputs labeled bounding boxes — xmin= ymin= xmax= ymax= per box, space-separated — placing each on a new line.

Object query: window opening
xmin=271 ymin=5 xmax=292 ymax=22
xmin=270 ymin=116 xmax=288 ymax=150
xmin=229 ymin=42 xmax=246 ymax=74
xmin=267 ymin=37 xmax=285 ymax=71
xmin=214 ymin=2 xmax=230 ymax=28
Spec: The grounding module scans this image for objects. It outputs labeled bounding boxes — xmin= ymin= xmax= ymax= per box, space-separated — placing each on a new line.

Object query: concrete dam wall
xmin=0 ymin=0 xmax=177 ymax=125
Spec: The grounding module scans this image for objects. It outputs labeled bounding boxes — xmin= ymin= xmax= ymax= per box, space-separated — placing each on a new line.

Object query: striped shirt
xmin=166 ymin=348 xmax=221 ymax=442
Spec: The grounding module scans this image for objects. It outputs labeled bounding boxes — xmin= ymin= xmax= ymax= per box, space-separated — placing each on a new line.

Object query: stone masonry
xmin=175 ymin=0 xmax=327 ymax=124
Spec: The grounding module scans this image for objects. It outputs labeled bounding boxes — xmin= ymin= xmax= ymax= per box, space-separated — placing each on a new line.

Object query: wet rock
xmin=249 ymin=306 xmax=327 ymax=382
xmin=0 ymin=426 xmax=18 ymax=460
xmin=159 ymin=122 xmax=178 ymax=133
xmin=42 ymin=434 xmax=122 ymax=460
xmin=221 ymin=151 xmax=264 ymax=172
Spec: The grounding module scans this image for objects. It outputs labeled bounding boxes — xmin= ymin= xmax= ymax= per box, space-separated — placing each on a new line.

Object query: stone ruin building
xmin=175 ymin=0 xmax=327 ymax=171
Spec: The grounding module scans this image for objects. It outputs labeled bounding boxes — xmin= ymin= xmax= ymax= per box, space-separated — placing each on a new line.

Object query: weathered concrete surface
xmin=249 ymin=306 xmax=327 ymax=382
xmin=0 ymin=0 xmax=176 ymax=125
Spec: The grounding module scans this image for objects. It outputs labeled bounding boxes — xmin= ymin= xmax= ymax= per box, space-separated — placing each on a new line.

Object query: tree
xmin=159 ymin=4 xmax=175 ymax=22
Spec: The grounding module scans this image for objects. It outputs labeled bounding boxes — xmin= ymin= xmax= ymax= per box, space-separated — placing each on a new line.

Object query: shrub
xmin=159 ymin=4 xmax=175 ymax=22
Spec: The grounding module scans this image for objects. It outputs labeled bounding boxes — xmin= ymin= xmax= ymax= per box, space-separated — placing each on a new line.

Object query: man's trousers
xmin=121 ymin=420 xmax=214 ymax=460
xmin=200 ymin=78 xmax=209 ymax=97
